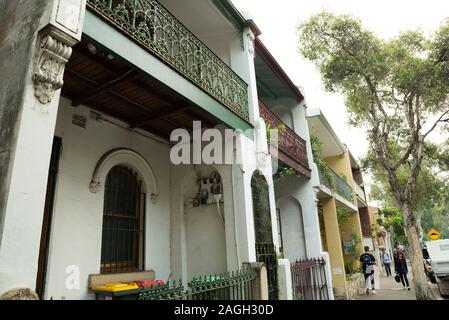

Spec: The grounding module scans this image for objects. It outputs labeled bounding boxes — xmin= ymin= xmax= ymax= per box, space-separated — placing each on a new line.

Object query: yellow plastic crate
xmin=92 ymin=283 xmax=140 ymax=292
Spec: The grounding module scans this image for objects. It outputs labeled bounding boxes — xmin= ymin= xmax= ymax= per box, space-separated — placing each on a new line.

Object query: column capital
xmin=32 ymin=0 xmax=86 ymax=104
xmin=33 ymin=27 xmax=73 ymax=104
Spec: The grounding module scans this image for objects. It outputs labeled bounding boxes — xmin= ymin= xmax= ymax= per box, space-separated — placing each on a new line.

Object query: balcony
xmin=86 ymin=0 xmax=249 ymax=122
xmin=317 ymin=164 xmax=354 ymax=203
xmin=259 ymin=101 xmax=310 ymax=178
xmin=355 ymin=184 xmax=366 ymax=202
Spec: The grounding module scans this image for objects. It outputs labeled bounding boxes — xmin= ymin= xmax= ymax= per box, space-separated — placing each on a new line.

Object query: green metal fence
xmin=138 ymin=269 xmax=256 ymax=300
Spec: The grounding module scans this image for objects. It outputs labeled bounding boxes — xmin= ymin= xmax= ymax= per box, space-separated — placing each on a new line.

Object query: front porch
xmin=0 ymin=0 xmax=273 ymax=300
xmin=38 ymin=91 xmax=258 ymax=299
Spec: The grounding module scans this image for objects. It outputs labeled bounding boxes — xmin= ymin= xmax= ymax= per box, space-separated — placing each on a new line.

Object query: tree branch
xmin=423 ymin=109 xmax=449 ymax=139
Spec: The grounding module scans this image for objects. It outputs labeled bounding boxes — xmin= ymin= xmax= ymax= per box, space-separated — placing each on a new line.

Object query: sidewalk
xmin=355 ymin=273 xmax=416 ymax=300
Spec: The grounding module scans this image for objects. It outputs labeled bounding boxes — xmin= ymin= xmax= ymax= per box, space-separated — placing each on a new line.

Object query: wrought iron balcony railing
xmin=86 ymin=0 xmax=249 ymax=121
xmin=259 ymin=101 xmax=310 ymax=178
xmin=317 ymin=164 xmax=355 ymax=203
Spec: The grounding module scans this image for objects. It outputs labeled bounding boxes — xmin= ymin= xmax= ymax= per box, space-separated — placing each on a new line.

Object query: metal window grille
xmin=291 ymin=258 xmax=330 ymax=300
xmin=101 ymin=165 xmax=145 ymax=274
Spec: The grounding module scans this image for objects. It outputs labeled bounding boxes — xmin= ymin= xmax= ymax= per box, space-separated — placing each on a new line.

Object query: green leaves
xmin=298 ymin=11 xmax=449 ymax=210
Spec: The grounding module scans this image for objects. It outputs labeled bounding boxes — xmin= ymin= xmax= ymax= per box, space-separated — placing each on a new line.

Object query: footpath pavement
xmin=355 ymin=272 xmax=416 ymax=300
xmin=355 ymin=271 xmax=448 ymax=300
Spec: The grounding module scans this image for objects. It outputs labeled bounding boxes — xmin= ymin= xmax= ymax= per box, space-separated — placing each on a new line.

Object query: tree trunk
xmin=399 ymin=202 xmax=436 ymax=300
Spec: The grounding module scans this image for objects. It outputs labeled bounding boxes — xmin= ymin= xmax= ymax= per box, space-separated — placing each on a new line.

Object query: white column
xmin=277 ymin=259 xmax=293 ymax=300
xmin=0 ymin=0 xmax=86 ymax=295
xmin=230 ymin=27 xmax=260 ymax=125
xmin=231 ymin=163 xmax=257 ymax=263
xmin=321 ymin=252 xmax=335 ymax=300
xmin=169 ymin=166 xmax=188 ymax=283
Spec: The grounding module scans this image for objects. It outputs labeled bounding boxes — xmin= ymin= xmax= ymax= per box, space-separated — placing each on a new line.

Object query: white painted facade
xmin=264 ymin=97 xmax=330 ymax=262
xmin=0 ymin=0 xmax=333 ymax=301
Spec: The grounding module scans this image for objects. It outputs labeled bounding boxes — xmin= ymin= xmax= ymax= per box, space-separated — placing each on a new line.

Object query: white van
xmin=425 ymin=239 xmax=449 ymax=297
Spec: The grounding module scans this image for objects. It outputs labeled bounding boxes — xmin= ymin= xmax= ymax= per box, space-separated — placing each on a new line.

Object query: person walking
xmin=360 ymin=246 xmax=376 ymax=295
xmin=394 ymin=250 xmax=410 ymax=290
xmin=380 ymin=247 xmax=392 ymax=277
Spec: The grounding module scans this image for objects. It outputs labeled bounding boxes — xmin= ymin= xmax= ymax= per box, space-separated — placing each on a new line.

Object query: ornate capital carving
xmin=247 ymin=32 xmax=256 ymax=58
xmin=89 ymin=181 xmax=101 ymax=194
xmin=313 ymin=186 xmax=321 ymax=205
xmin=32 ymin=32 xmax=73 ymax=104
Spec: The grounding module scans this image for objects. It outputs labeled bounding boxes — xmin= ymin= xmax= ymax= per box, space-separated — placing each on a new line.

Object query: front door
xmin=251 ymin=172 xmax=278 ymax=300
xmin=36 ymin=137 xmax=62 ymax=299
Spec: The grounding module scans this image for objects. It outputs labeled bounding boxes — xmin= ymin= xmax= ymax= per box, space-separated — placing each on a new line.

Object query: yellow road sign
xmin=428 ymin=229 xmax=441 ymax=240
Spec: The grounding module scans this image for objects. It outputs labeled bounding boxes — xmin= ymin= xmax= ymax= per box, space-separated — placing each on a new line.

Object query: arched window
xmin=101 ymin=166 xmax=145 ymax=274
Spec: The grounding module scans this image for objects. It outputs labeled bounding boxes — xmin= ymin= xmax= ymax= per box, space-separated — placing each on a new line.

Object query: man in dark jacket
xmin=360 ymin=246 xmax=376 ymax=295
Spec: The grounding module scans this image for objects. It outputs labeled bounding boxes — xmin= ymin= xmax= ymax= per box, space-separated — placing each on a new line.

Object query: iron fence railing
xmin=291 ymin=258 xmax=330 ymax=300
xmin=86 ymin=0 xmax=249 ymax=121
xmin=255 ymin=243 xmax=278 ymax=300
xmin=138 ymin=269 xmax=256 ymax=300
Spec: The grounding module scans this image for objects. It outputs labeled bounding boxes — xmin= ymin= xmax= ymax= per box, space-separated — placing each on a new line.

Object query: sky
xmin=231 ymin=0 xmax=449 ymax=196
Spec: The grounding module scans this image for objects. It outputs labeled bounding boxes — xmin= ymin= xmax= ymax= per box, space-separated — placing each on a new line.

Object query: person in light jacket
xmin=380 ymin=247 xmax=392 ymax=277
xmin=394 ymin=250 xmax=410 ymax=290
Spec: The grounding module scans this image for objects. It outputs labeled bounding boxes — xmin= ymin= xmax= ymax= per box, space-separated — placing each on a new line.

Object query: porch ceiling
xmin=62 ymin=40 xmax=222 ymax=140
xmin=255 ymin=39 xmax=304 ymax=102
xmin=307 ymin=108 xmax=346 ymax=158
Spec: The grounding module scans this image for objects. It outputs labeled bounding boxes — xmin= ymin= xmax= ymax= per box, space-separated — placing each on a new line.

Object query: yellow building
xmin=307 ymin=109 xmax=365 ymax=299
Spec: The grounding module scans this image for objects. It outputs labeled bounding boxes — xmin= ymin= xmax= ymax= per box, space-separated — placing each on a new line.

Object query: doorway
xmin=251 ymin=172 xmax=278 ymax=300
xmin=36 ymin=137 xmax=62 ymax=299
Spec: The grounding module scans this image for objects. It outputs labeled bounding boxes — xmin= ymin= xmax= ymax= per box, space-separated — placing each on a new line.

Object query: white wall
xmin=277 ymin=197 xmax=307 ymax=261
xmin=186 ymin=204 xmax=227 ymax=278
xmin=272 ymin=105 xmax=294 ymax=130
xmin=363 ymin=237 xmax=375 ymax=251
xmin=274 ymin=176 xmax=322 ymax=259
xmin=170 ymin=164 xmax=229 ymax=280
xmin=44 ymin=97 xmax=172 ymax=300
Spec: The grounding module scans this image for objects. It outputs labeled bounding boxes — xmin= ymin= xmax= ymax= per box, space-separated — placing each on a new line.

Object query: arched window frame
xmin=89 ymin=149 xmax=159 ymax=274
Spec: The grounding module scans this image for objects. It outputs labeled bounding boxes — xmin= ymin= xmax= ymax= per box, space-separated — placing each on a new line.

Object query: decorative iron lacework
xmin=86 ymin=0 xmax=250 ymax=121
xmin=259 ymin=100 xmax=310 ymax=172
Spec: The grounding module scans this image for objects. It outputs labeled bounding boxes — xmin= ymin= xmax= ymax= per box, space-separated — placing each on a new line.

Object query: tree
xmin=379 ymin=207 xmax=408 ymax=247
xmin=298 ymin=12 xmax=449 ymax=299
xmin=368 ymin=152 xmax=449 ymax=241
